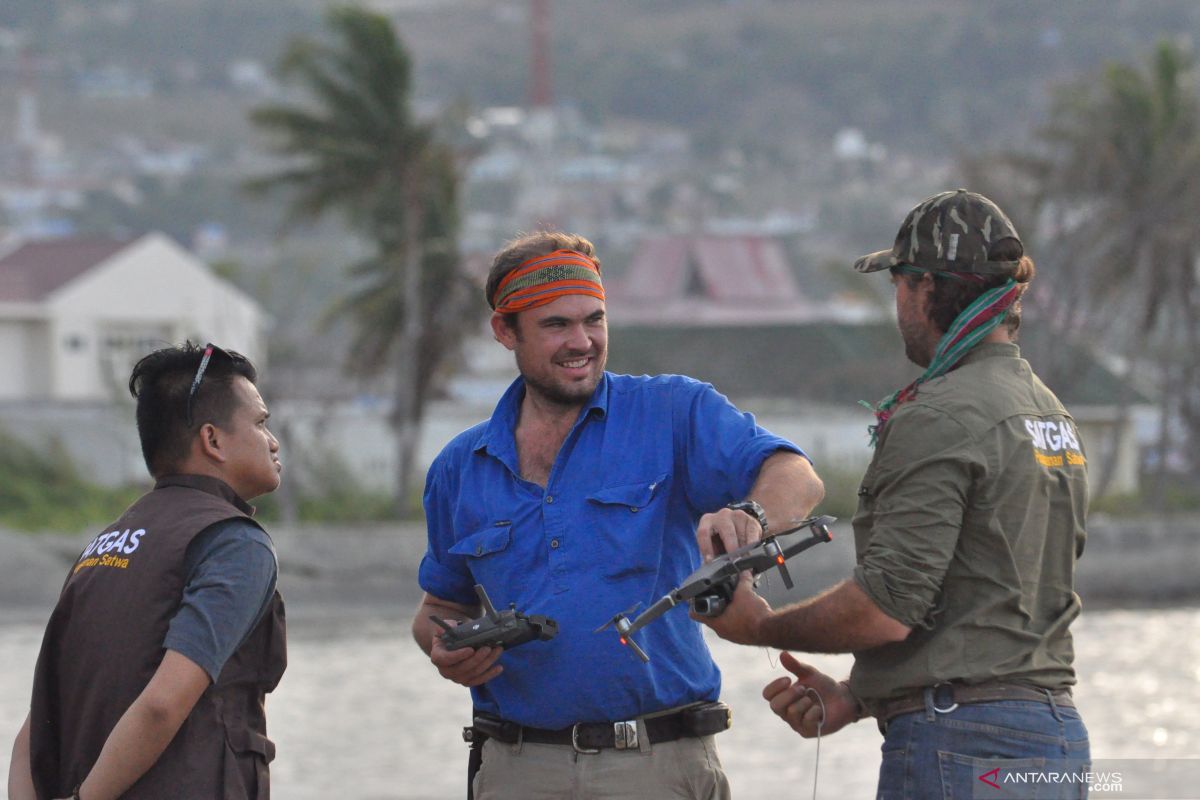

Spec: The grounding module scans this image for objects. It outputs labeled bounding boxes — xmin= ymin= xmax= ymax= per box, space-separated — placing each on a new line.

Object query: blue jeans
xmin=876 ymin=689 xmax=1091 ymax=800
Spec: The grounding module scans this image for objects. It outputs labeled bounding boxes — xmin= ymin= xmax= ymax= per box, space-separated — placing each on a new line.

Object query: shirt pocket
xmin=585 ymin=473 xmax=669 ymax=581
xmin=447 ymin=524 xmax=514 ymax=588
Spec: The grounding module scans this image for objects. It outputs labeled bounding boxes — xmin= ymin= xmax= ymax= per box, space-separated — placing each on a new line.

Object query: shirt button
xmin=550 ymin=539 xmax=560 ymax=549
xmin=545 ymin=495 xmax=554 ymax=504
xmin=475 ymin=545 xmax=483 ymax=555
xmin=630 ymin=506 xmax=639 ymax=513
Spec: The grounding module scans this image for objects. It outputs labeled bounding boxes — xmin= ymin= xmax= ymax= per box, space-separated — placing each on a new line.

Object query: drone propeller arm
xmin=769 ymin=515 xmax=834 ymax=538
xmin=625 ymin=593 xmax=680 ymax=636
xmin=777 ymin=518 xmax=834 ymax=559
xmin=772 ymin=544 xmax=796 ymax=590
xmin=623 ymin=636 xmax=650 ymax=663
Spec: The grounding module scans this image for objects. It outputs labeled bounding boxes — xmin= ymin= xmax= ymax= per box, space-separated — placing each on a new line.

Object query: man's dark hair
xmin=485 ymin=231 xmax=601 ymax=329
xmin=895 ymin=239 xmax=1036 ymax=338
xmin=128 ymin=342 xmax=258 ymax=477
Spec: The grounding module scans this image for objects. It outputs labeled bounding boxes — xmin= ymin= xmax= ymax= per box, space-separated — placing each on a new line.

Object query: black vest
xmin=29 ymin=475 xmax=287 ymax=799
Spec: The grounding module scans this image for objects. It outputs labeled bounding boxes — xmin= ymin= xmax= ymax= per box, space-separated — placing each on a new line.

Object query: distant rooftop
xmin=0 ymin=236 xmax=132 ymax=302
xmin=608 ymin=234 xmax=870 ymax=325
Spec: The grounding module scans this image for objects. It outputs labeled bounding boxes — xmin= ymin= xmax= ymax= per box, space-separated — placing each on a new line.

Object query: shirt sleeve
xmin=417 ymin=455 xmax=478 ymax=605
xmin=674 ymin=380 xmax=808 ymax=512
xmin=852 ymin=403 xmax=980 ymax=628
xmin=164 ymin=518 xmax=279 ymax=682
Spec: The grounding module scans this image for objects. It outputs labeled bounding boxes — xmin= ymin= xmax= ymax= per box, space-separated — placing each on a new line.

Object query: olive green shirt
xmin=848 ymin=343 xmax=1088 ymax=710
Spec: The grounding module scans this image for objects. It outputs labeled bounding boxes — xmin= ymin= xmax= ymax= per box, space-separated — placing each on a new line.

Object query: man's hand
xmin=412 ymin=593 xmax=503 ymax=688
xmin=762 ymin=652 xmax=860 ymax=738
xmin=691 ymin=571 xmax=772 ymax=645
xmin=56 ymin=650 xmax=211 ymax=800
xmin=429 ymin=623 xmax=504 ymax=687
xmin=696 ymin=506 xmax=764 ymax=562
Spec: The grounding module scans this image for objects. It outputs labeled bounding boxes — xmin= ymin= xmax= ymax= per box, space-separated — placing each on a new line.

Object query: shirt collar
xmin=958 ymin=341 xmax=1020 ymax=368
xmin=473 ymin=372 xmax=610 ymax=456
xmin=154 ymin=474 xmax=255 ymax=515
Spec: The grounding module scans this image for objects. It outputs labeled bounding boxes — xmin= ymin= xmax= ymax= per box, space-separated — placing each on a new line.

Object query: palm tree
xmin=248 ymin=6 xmax=470 ymax=515
xmin=994 ymin=40 xmax=1200 ymax=502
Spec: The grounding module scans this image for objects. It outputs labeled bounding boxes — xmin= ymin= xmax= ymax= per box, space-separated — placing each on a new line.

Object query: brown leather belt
xmin=876 ymin=682 xmax=1074 ymax=724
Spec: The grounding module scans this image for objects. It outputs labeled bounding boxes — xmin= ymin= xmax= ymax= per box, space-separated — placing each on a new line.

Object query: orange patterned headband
xmin=491 ymin=249 xmax=605 ymax=313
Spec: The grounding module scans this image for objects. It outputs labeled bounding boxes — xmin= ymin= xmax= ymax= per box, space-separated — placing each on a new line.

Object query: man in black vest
xmin=8 ymin=342 xmax=288 ymax=800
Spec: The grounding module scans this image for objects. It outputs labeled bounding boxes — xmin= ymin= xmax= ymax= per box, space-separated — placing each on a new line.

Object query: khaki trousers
xmin=472 ymin=735 xmax=731 ymax=800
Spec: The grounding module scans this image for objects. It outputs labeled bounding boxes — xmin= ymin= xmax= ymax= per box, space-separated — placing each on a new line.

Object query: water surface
xmin=2 ymin=606 xmax=1196 ymax=798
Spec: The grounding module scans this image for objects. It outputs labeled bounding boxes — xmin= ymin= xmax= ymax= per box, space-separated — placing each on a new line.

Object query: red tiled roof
xmin=619 ymin=236 xmax=690 ymax=300
xmin=0 ymin=237 xmax=132 ymax=302
xmin=691 ymin=236 xmax=799 ymax=302
xmin=615 ymin=235 xmax=800 ymax=304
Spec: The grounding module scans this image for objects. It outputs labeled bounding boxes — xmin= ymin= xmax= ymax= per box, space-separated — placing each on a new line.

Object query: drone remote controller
xmin=431 ymin=584 xmax=559 ymax=651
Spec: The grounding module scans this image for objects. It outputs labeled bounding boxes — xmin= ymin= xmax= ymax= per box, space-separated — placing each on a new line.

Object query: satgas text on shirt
xmin=1024 ymin=417 xmax=1085 ymax=468
xmin=74 ymin=528 xmax=145 ymax=573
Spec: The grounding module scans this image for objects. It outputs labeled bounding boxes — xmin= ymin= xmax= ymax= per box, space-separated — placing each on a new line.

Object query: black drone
xmin=596 ymin=515 xmax=835 ymax=662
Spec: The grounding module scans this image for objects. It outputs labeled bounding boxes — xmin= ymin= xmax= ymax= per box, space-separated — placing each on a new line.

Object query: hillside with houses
xmin=0 ymin=1 xmax=1193 ymax=519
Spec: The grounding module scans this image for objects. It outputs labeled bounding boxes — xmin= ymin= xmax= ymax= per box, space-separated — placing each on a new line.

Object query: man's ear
xmin=917 ymin=271 xmax=936 ymax=305
xmin=197 ymin=422 xmax=226 ymax=463
xmin=491 ymin=311 xmax=518 ymax=351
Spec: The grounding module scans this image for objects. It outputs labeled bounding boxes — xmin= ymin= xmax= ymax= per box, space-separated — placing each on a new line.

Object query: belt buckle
xmin=931 ymin=682 xmax=959 ymax=714
xmin=613 ymin=720 xmax=638 ymax=750
xmin=571 ymin=723 xmax=600 ymax=754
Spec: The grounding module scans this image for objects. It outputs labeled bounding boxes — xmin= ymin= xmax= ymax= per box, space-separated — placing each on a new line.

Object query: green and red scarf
xmin=864 ymin=278 xmax=1020 ymax=446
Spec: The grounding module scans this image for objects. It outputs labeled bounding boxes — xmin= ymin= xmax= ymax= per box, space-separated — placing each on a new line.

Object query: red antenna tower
xmin=16 ymin=48 xmax=39 ymax=187
xmin=530 ymin=0 xmax=552 ymax=108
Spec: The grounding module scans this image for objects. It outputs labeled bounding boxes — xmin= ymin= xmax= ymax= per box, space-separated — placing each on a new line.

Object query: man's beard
xmin=523 ymin=371 xmax=600 ymax=407
xmin=897 ymin=313 xmax=934 ymax=368
xmin=516 ymin=347 xmax=607 ymax=408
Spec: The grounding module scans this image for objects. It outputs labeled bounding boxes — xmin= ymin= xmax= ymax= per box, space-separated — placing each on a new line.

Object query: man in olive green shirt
xmin=699 ymin=190 xmax=1091 ymax=799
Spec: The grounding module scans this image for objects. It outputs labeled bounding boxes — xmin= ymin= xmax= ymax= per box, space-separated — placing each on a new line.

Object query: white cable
xmin=804 ymin=687 xmax=826 ymax=800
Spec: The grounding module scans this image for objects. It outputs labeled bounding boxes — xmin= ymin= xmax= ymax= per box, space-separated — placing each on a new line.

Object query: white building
xmin=0 ymin=233 xmax=265 ymax=402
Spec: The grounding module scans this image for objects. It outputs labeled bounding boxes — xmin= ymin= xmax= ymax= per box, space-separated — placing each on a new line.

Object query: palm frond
xmin=246 ymin=5 xmax=477 ymax=508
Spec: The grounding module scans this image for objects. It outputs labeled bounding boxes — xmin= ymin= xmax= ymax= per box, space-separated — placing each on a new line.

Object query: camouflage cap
xmin=853 ymin=189 xmax=1023 ymax=276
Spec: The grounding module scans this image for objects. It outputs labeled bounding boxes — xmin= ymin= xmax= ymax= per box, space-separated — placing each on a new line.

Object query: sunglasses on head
xmin=185 ymin=342 xmax=232 ymax=428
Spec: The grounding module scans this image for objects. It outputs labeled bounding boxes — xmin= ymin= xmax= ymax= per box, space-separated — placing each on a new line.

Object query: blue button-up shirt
xmin=419 ymin=372 xmax=806 ymax=729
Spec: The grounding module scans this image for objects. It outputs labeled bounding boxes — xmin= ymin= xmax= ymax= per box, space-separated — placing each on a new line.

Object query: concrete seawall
xmin=3 ymin=516 xmax=1197 ymax=617
xmin=0 ymin=523 xmax=430 ymax=618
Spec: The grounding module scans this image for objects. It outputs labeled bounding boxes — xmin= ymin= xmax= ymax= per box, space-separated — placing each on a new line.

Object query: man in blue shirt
xmin=412 ymin=232 xmax=825 ymax=799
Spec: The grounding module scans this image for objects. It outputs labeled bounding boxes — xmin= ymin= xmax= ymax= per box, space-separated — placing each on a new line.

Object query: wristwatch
xmin=725 ymin=500 xmax=768 ymax=535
